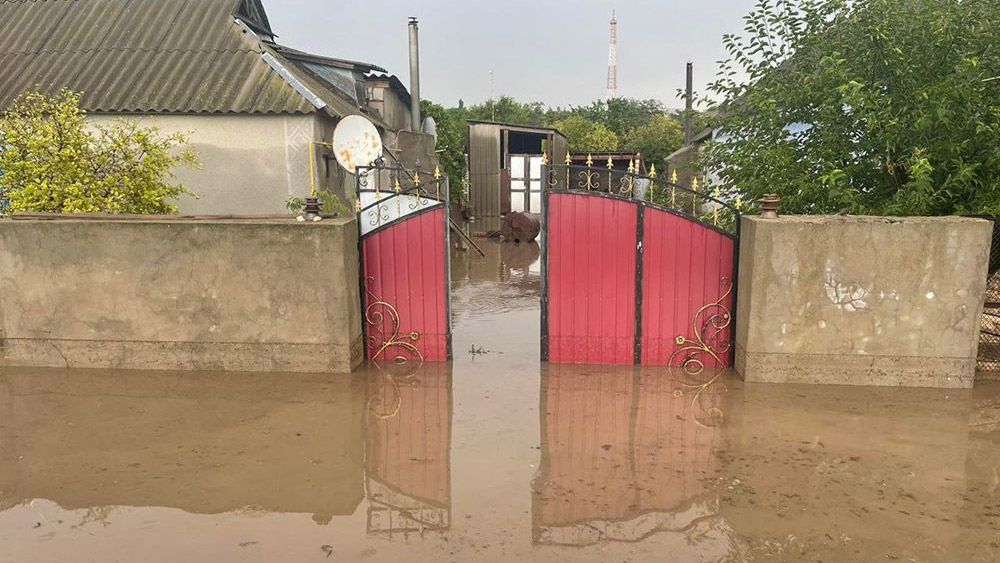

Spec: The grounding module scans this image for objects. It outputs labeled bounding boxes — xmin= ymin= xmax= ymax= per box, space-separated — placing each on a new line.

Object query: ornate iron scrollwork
xmin=667 ymin=278 xmax=733 ymax=428
xmin=578 ymin=169 xmax=599 ymax=191
xmin=365 ymin=276 xmax=424 ymax=366
xmin=668 ymin=277 xmax=734 ymax=375
xmin=365 ymin=276 xmax=424 ymax=419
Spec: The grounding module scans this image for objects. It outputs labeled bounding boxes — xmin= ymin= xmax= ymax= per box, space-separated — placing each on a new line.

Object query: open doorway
xmin=508 ymin=154 xmax=543 ymax=213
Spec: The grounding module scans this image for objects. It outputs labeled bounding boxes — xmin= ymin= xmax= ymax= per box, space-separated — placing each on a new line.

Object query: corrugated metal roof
xmin=0 ymin=0 xmax=391 ymax=122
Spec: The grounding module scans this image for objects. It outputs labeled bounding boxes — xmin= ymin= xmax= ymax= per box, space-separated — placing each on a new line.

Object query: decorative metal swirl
xmin=545 ymin=165 xmax=560 ymax=189
xmin=668 ymin=277 xmax=734 ymax=376
xmin=364 ymin=276 xmax=424 ymax=419
xmin=367 ymin=196 xmax=391 ymax=226
xmin=617 ymin=173 xmax=635 ymax=197
xmin=409 ymin=170 xmax=429 ymax=209
xmin=578 ymin=169 xmax=599 ymax=191
xmin=365 ymin=276 xmax=424 ymax=366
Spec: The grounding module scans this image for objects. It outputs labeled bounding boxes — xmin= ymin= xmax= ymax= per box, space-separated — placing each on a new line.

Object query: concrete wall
xmin=88 ymin=114 xmax=347 ymax=215
xmin=0 ymin=218 xmax=363 ymax=373
xmin=735 ymin=216 xmax=992 ymax=388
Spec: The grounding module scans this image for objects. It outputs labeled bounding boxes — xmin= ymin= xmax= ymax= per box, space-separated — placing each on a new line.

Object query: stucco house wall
xmin=87 ymin=113 xmax=356 ymax=216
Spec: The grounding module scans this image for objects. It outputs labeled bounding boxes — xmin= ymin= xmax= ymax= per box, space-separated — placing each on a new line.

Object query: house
xmin=0 ymin=0 xmax=435 ymax=215
xmin=665 ymin=127 xmax=713 ymax=188
xmin=467 ymin=121 xmax=568 ymax=219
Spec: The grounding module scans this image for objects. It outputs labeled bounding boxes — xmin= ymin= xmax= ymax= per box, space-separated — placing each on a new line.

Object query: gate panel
xmin=362 ymin=207 xmax=449 ymax=363
xmin=544 ymin=193 xmax=638 ymax=365
xmin=640 ymin=209 xmax=735 ymax=368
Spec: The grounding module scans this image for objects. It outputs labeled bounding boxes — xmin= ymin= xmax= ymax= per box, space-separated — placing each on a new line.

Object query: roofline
xmin=250 ymin=32 xmax=390 ymax=128
xmin=666 ymin=144 xmax=698 ymax=162
xmin=267 ymin=42 xmax=388 ymax=74
xmin=466 ymin=120 xmax=565 ymax=138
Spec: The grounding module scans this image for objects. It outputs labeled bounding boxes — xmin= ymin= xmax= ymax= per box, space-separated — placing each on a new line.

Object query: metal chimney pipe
xmin=408 ymin=17 xmax=422 ymax=132
xmin=684 ymin=62 xmax=694 ymax=145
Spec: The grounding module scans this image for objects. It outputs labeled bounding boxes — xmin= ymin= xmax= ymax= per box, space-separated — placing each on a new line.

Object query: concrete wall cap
xmin=743 ymin=215 xmax=990 ymax=226
xmin=3 ymin=216 xmax=357 ymax=227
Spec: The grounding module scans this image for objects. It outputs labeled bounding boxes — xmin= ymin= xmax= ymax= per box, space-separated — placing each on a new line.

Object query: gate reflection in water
xmin=533 ymin=364 xmax=730 ymax=548
xmin=365 ymin=362 xmax=452 ymax=536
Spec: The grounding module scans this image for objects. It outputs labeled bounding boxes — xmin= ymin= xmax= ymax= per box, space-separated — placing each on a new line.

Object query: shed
xmin=467 ymin=121 xmax=568 ymax=218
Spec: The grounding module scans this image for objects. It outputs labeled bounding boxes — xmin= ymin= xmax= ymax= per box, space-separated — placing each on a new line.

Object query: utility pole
xmin=683 ymin=62 xmax=694 ymax=145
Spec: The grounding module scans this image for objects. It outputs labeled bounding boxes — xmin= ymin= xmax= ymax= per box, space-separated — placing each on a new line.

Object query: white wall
xmin=88 ymin=113 xmax=333 ymax=215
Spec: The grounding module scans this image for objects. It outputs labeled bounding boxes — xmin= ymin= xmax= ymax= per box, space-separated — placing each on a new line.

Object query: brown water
xmin=1 ymin=240 xmax=999 ymax=562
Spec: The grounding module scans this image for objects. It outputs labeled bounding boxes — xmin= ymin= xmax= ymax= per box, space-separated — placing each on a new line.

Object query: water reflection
xmin=533 ymin=365 xmax=730 ymax=549
xmin=451 ymin=239 xmax=540 ymax=288
xmin=365 ymin=362 xmax=452 ymax=536
xmin=0 ymin=369 xmax=366 ymax=522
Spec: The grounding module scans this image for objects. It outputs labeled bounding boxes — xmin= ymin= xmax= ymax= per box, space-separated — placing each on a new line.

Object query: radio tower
xmin=606 ymin=11 xmax=618 ymax=100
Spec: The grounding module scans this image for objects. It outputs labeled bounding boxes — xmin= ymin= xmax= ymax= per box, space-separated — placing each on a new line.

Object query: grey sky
xmin=264 ymin=0 xmax=757 ymax=109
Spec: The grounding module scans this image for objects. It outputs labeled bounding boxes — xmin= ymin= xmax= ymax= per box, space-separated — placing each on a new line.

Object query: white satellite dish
xmin=332 ymin=115 xmax=382 ymax=174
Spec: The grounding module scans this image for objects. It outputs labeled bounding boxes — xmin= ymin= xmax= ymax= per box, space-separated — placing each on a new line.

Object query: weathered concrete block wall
xmin=0 ymin=218 xmax=363 ymax=373
xmin=735 ymin=216 xmax=992 ymax=388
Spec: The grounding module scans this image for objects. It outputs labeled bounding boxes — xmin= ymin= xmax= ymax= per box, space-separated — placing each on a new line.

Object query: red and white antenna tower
xmin=606 ymin=10 xmax=618 ymax=100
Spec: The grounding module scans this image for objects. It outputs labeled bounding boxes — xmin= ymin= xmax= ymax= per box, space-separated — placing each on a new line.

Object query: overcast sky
xmin=264 ymin=0 xmax=757 ymax=109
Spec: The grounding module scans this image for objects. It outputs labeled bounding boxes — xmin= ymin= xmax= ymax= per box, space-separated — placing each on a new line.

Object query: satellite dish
xmin=332 ymin=115 xmax=382 ymax=174
xmin=421 ymin=115 xmax=438 ymax=140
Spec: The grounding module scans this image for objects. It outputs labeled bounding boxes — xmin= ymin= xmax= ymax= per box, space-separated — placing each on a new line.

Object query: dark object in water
xmin=500 ymin=212 xmax=541 ymax=243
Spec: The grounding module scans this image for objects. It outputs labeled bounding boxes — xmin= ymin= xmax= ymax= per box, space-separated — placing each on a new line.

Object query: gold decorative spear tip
xmin=671 ymin=170 xmax=678 ymax=184
xmin=692 ymin=177 xmax=700 ymax=191
xmin=606 ymin=156 xmax=614 ymax=170
xmin=564 ymin=153 xmax=572 ymax=165
xmin=627 ymin=159 xmax=635 ymax=174
xmin=434 ymin=165 xmax=442 ymax=180
xmin=586 ymin=153 xmax=594 ymax=167
xmin=649 ymin=163 xmax=657 ymax=178
xmin=541 ymin=153 xmax=549 ymax=165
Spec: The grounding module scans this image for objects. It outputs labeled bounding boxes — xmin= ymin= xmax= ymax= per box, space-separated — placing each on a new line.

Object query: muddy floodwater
xmin=1 ymin=240 xmax=999 ymax=562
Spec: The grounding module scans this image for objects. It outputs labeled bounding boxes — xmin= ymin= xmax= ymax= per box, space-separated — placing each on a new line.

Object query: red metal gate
xmin=357 ymin=165 xmax=451 ymax=363
xmin=542 ymin=163 xmax=738 ymax=369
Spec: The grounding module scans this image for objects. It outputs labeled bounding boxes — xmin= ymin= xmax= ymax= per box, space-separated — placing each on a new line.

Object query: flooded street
xmin=1 ymin=240 xmax=999 ymax=562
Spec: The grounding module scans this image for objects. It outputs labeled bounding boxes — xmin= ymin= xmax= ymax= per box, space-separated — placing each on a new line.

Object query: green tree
xmin=551 ymin=115 xmax=619 ymax=153
xmin=703 ymin=0 xmax=1000 ymax=215
xmin=467 ymin=96 xmax=546 ymax=126
xmin=571 ymin=98 xmax=667 ymax=140
xmin=621 ymin=114 xmax=685 ymax=167
xmin=421 ymin=99 xmax=467 ymax=202
xmin=0 ymin=89 xmax=197 ymax=214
